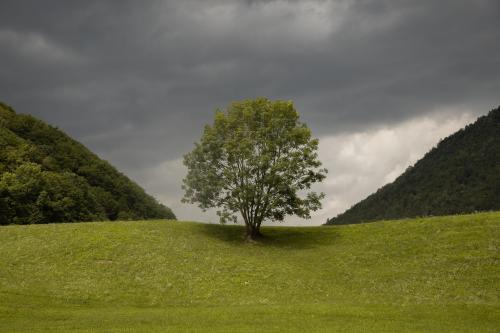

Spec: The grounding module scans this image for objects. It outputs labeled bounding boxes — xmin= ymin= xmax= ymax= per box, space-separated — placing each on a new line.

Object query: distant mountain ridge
xmin=326 ymin=106 xmax=500 ymax=225
xmin=0 ymin=102 xmax=175 ymax=224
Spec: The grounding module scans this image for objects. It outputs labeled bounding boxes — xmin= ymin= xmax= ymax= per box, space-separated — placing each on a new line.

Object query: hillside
xmin=0 ymin=212 xmax=498 ymax=332
xmin=327 ymin=106 xmax=500 ymax=225
xmin=0 ymin=102 xmax=175 ymax=224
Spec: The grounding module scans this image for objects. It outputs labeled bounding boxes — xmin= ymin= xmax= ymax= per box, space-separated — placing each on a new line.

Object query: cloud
xmin=306 ymin=110 xmax=475 ymax=225
xmin=177 ymin=0 xmax=346 ymax=44
xmin=0 ymin=0 xmax=498 ymax=224
xmin=0 ymin=29 xmax=82 ymax=65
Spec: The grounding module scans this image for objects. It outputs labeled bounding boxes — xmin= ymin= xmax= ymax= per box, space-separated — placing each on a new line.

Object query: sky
xmin=0 ymin=0 xmax=499 ymax=225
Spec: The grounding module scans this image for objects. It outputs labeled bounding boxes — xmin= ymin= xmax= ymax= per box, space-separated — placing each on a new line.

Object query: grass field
xmin=0 ymin=212 xmax=499 ymax=332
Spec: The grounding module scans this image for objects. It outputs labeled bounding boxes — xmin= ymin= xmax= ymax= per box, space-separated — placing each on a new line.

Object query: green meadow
xmin=0 ymin=212 xmax=499 ymax=332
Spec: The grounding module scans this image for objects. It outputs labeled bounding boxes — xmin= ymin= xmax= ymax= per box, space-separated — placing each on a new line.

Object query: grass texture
xmin=0 ymin=212 xmax=499 ymax=332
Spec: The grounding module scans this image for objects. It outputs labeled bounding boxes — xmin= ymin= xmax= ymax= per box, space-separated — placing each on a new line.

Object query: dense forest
xmin=326 ymin=106 xmax=500 ymax=225
xmin=0 ymin=102 xmax=175 ymax=225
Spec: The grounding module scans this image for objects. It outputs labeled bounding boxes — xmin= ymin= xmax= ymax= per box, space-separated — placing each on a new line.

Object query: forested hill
xmin=0 ymin=102 xmax=175 ymax=225
xmin=326 ymin=106 xmax=500 ymax=225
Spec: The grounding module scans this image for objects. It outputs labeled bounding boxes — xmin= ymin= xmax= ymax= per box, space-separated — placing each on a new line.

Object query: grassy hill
xmin=0 ymin=102 xmax=175 ymax=224
xmin=327 ymin=106 xmax=500 ymax=225
xmin=0 ymin=212 xmax=498 ymax=332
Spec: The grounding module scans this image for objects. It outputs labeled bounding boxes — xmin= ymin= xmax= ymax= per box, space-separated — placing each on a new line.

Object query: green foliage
xmin=0 ymin=102 xmax=175 ymax=224
xmin=0 ymin=212 xmax=498 ymax=332
xmin=182 ymin=98 xmax=326 ymax=238
xmin=0 ymin=163 xmax=105 ymax=224
xmin=327 ymin=106 xmax=500 ymax=225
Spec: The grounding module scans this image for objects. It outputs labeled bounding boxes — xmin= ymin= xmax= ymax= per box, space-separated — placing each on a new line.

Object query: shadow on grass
xmin=195 ymin=223 xmax=338 ymax=249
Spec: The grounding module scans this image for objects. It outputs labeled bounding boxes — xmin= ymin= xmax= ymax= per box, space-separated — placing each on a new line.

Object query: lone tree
xmin=182 ymin=98 xmax=327 ymax=240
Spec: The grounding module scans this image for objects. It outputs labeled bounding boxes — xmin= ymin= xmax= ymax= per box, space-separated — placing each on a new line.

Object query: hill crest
xmin=0 ymin=102 xmax=175 ymax=224
xmin=326 ymin=106 xmax=500 ymax=225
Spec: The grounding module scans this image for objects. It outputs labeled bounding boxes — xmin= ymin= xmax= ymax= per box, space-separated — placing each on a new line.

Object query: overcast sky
xmin=1 ymin=0 xmax=499 ymax=225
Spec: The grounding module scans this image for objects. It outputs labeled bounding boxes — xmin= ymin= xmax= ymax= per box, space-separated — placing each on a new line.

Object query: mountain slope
xmin=0 ymin=212 xmax=498 ymax=332
xmin=0 ymin=102 xmax=175 ymax=224
xmin=327 ymin=106 xmax=500 ymax=225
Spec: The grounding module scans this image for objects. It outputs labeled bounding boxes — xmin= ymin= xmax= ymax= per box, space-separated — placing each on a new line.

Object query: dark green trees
xmin=326 ymin=106 xmax=500 ymax=225
xmin=182 ymin=98 xmax=327 ymax=240
xmin=0 ymin=163 xmax=104 ymax=224
xmin=0 ymin=102 xmax=175 ymax=224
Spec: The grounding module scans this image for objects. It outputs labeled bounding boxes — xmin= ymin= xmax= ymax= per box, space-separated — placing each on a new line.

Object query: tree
xmin=182 ymin=98 xmax=327 ymax=240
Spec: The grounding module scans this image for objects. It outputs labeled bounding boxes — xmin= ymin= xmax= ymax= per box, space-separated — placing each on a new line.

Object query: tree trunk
xmin=245 ymin=222 xmax=263 ymax=241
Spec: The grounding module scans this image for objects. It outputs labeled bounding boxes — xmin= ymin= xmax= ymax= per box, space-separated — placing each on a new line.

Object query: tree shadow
xmin=195 ymin=223 xmax=339 ymax=249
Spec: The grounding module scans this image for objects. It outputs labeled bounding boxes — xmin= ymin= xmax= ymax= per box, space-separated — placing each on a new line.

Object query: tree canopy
xmin=182 ymin=98 xmax=326 ymax=240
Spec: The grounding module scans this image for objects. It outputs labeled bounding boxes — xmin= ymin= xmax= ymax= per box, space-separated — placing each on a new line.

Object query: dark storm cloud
xmin=1 ymin=1 xmax=499 ymax=222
